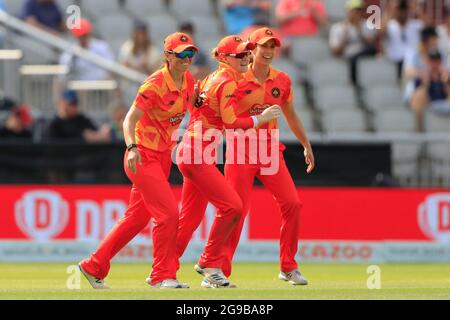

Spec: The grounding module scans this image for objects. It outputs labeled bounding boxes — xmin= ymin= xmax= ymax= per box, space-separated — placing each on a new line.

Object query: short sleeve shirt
xmin=133 ymin=65 xmax=194 ymax=151
xmin=236 ymin=65 xmax=293 ymax=132
xmin=186 ymin=62 xmax=242 ymax=139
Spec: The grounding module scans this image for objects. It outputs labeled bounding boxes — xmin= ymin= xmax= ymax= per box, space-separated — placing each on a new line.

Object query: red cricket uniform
xmin=176 ymin=60 xmax=255 ymax=269
xmin=80 ymin=64 xmax=195 ymax=285
xmin=223 ymin=64 xmax=303 ymax=277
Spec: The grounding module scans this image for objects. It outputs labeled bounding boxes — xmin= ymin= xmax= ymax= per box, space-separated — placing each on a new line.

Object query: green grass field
xmin=0 ymin=263 xmax=449 ymax=300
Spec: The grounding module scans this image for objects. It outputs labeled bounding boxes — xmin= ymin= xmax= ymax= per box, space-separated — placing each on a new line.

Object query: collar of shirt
xmin=161 ymin=64 xmax=188 ymax=93
xmin=218 ymin=62 xmax=244 ymax=83
xmin=244 ymin=63 xmax=277 ymax=84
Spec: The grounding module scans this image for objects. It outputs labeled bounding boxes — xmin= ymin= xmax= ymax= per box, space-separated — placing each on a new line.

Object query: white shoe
xmin=201 ymin=278 xmax=237 ymax=289
xmin=78 ymin=263 xmax=109 ymax=289
xmin=194 ymin=264 xmax=230 ymax=287
xmin=146 ymin=278 xmax=190 ymax=289
xmin=279 ymin=270 xmax=308 ymax=286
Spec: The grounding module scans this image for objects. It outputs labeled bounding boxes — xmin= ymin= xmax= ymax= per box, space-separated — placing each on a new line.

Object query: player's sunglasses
xmin=222 ymin=51 xmax=251 ymax=59
xmin=168 ymin=49 xmax=196 ymax=59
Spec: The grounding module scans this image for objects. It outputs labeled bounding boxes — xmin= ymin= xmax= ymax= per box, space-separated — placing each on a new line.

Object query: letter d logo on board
xmin=418 ymin=194 xmax=450 ymax=243
xmin=15 ymin=190 xmax=69 ymax=240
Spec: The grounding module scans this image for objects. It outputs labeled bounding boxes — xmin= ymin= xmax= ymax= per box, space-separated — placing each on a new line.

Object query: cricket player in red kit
xmin=175 ymin=35 xmax=282 ymax=288
xmin=79 ymin=32 xmax=198 ymax=289
xmin=223 ymin=27 xmax=315 ymax=285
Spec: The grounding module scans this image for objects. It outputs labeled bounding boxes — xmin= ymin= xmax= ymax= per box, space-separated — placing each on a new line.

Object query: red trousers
xmin=80 ymin=147 xmax=180 ymax=285
xmin=176 ymin=155 xmax=243 ymax=269
xmin=223 ymin=152 xmax=302 ymax=277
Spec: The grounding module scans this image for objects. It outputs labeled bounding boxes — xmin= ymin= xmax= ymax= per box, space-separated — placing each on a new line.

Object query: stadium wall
xmin=1 ymin=186 xmax=449 ymax=263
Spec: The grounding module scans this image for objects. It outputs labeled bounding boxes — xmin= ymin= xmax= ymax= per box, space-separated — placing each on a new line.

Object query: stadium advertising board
xmin=0 ymin=186 xmax=449 ymax=262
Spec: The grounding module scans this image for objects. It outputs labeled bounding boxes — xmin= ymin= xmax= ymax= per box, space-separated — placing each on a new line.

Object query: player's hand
xmin=304 ymin=144 xmax=315 ymax=174
xmin=127 ymin=148 xmax=142 ymax=174
xmin=259 ymin=105 xmax=282 ymax=124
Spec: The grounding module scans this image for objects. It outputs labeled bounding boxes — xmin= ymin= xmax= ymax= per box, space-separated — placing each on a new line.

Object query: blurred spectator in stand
xmin=329 ymin=0 xmax=378 ymax=86
xmin=222 ymin=0 xmax=271 ymax=34
xmin=410 ymin=48 xmax=450 ymax=130
xmin=47 ymin=90 xmax=111 ymax=143
xmin=59 ymin=19 xmax=114 ymax=82
xmin=403 ymin=27 xmax=449 ymax=106
xmin=275 ymin=0 xmax=328 ymax=38
xmin=56 ymin=19 xmax=116 ymax=107
xmin=382 ymin=0 xmax=423 ymax=81
xmin=437 ymin=7 xmax=450 ymax=54
xmin=119 ymin=21 xmax=161 ymax=76
xmin=178 ymin=21 xmax=210 ymax=80
xmin=0 ymin=101 xmax=33 ymax=140
xmin=109 ymin=104 xmax=128 ymax=142
xmin=21 ymin=0 xmax=65 ymax=35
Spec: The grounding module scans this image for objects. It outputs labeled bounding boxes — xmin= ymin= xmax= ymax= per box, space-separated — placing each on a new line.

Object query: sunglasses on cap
xmin=221 ymin=51 xmax=251 ymax=59
xmin=167 ymin=49 xmax=196 ymax=59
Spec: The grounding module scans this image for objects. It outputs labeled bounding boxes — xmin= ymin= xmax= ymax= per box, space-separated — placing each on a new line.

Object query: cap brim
xmin=236 ymin=41 xmax=256 ymax=53
xmin=172 ymin=44 xmax=199 ymax=53
xmin=257 ymin=37 xmax=282 ymax=47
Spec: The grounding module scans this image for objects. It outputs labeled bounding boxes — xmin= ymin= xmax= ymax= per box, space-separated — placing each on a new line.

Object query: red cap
xmin=215 ymin=35 xmax=256 ymax=55
xmin=249 ymin=27 xmax=281 ymax=47
xmin=14 ymin=105 xmax=33 ymax=126
xmin=70 ymin=19 xmax=92 ymax=37
xmin=164 ymin=32 xmax=198 ymax=53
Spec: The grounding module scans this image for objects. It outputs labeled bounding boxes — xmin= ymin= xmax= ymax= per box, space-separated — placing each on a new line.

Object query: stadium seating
xmin=145 ymin=14 xmax=179 ymax=43
xmin=322 ymin=108 xmax=367 ymax=133
xmin=81 ymin=0 xmax=122 ymax=19
xmin=272 ymin=58 xmax=301 ymax=84
xmin=427 ymin=142 xmax=450 ymax=186
xmin=425 ymin=112 xmax=450 ymax=132
xmin=97 ymin=13 xmax=134 ymax=43
xmin=58 ymin=0 xmax=77 ymax=11
xmin=9 ymin=35 xmax=56 ymax=64
xmin=373 ymin=108 xmax=416 ymax=133
xmin=357 ymin=58 xmax=398 ymax=88
xmin=391 ymin=142 xmax=422 ymax=183
xmin=365 ymin=86 xmax=404 ymax=112
xmin=290 ymin=37 xmax=332 ymax=67
xmin=314 ymin=86 xmax=359 ymax=111
xmin=125 ymin=0 xmax=168 ymax=19
xmin=4 ymin=0 xmax=25 ymax=16
xmin=309 ymin=59 xmax=349 ymax=87
xmin=278 ymin=109 xmax=316 ymax=141
xmin=324 ymin=0 xmax=347 ymax=22
xmin=189 ymin=16 xmax=223 ymax=40
xmin=171 ymin=0 xmax=215 ymax=18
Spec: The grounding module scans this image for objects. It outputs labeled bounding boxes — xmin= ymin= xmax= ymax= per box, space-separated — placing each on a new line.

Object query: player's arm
xmin=123 ymin=105 xmax=144 ymax=174
xmin=282 ymin=100 xmax=315 ymax=174
xmin=219 ymin=81 xmax=281 ymax=129
xmin=123 ymin=83 xmax=156 ymax=173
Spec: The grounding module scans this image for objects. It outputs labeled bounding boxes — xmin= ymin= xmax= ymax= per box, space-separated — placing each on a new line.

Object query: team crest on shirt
xmin=180 ymin=35 xmax=188 ymax=42
xmin=170 ymin=113 xmax=185 ymax=126
xmin=271 ymin=87 xmax=281 ymax=98
xmin=249 ymin=104 xmax=269 ymax=115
